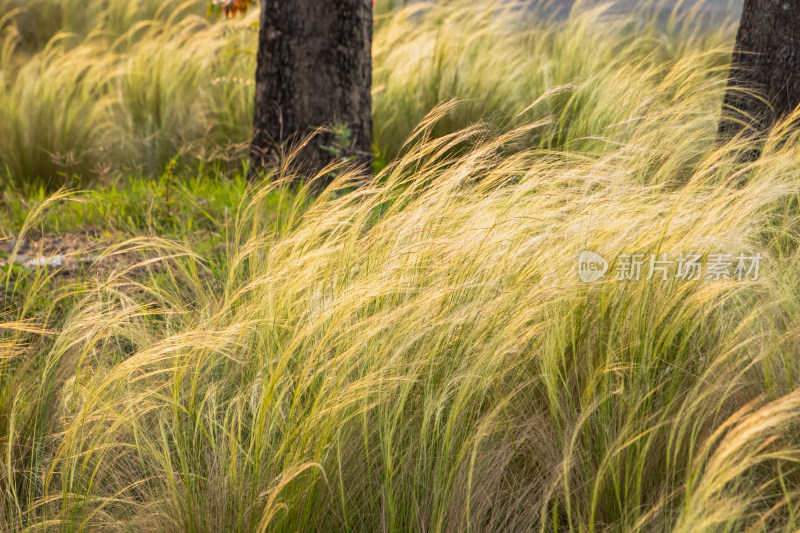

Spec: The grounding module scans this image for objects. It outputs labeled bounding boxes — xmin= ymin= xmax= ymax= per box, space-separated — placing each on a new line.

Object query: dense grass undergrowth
xmin=5 ymin=0 xmax=800 ymax=531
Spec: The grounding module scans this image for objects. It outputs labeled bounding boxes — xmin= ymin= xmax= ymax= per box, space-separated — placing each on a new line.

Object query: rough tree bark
xmin=718 ymin=0 xmax=800 ymax=142
xmin=250 ymin=0 xmax=373 ymax=178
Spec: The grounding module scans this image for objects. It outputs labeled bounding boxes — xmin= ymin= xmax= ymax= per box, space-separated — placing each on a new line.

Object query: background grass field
xmin=4 ymin=1 xmax=800 ymax=531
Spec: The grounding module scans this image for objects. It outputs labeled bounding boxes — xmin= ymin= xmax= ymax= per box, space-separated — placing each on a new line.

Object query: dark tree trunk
xmin=718 ymin=0 xmax=800 ymax=142
xmin=250 ymin=0 xmax=373 ymax=179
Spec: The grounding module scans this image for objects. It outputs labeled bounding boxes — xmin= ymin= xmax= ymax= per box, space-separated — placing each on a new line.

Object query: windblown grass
xmin=5 ymin=0 xmax=800 ymax=531
xmin=4 ymin=95 xmax=800 ymax=530
xmin=0 ymin=0 xmax=256 ymax=188
xmin=372 ymin=0 xmax=740 ymax=162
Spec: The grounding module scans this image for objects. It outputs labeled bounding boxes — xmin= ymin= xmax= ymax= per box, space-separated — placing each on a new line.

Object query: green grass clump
xmin=0 ymin=167 xmax=250 ymax=235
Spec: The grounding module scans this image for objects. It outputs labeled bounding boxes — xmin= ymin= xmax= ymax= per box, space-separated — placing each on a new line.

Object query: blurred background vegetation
xmin=0 ymin=0 xmax=741 ymax=192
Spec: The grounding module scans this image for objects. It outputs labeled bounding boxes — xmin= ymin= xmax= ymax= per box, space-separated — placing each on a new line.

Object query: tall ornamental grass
xmin=0 ymin=0 xmax=256 ymax=188
xmin=3 ymin=97 xmax=800 ymax=529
